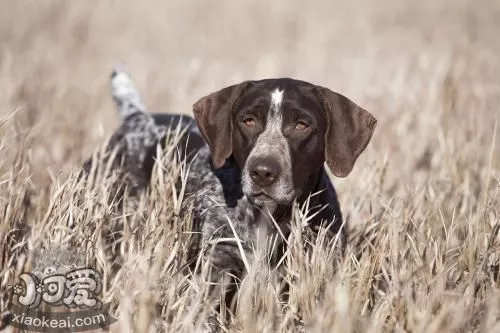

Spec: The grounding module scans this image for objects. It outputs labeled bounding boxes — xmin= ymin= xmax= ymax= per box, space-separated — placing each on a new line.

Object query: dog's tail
xmin=110 ymin=67 xmax=147 ymax=118
xmin=79 ymin=67 xmax=164 ymax=188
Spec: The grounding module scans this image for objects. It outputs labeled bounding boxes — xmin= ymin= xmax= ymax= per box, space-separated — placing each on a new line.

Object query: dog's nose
xmin=249 ymin=158 xmax=280 ymax=187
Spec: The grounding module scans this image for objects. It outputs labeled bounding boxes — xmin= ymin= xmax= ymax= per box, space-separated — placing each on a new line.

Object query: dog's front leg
xmin=192 ymin=212 xmax=252 ymax=332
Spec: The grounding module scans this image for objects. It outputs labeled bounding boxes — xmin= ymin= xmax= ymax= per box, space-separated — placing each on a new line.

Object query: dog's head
xmin=193 ymin=78 xmax=377 ymax=206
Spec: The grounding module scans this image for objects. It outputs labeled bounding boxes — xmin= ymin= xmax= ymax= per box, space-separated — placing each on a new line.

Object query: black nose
xmin=249 ymin=158 xmax=281 ymax=187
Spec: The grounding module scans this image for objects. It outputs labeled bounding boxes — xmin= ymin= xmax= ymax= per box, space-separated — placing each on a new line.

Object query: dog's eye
xmin=242 ymin=118 xmax=256 ymax=127
xmin=295 ymin=121 xmax=309 ymax=130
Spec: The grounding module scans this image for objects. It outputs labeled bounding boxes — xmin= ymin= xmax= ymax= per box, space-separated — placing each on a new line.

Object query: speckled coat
xmin=81 ymin=68 xmax=346 ymax=290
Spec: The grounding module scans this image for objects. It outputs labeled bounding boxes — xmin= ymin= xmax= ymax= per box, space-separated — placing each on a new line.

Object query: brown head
xmin=193 ymin=78 xmax=377 ymax=206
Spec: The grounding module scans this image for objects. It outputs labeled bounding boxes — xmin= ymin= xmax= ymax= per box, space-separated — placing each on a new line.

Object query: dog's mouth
xmin=248 ymin=190 xmax=295 ymax=206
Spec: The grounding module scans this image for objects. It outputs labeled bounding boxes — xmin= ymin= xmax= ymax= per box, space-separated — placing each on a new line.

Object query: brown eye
xmin=295 ymin=121 xmax=309 ymax=130
xmin=243 ymin=118 xmax=256 ymax=127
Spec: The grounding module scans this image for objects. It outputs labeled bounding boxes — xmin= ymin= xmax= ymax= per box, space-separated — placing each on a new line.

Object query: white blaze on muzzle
xmin=242 ymin=88 xmax=295 ymax=203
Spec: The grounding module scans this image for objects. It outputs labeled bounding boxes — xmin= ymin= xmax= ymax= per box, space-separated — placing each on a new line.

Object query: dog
xmin=83 ymin=69 xmax=376 ymax=329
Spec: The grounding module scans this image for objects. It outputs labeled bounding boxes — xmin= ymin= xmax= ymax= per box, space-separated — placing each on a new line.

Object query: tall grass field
xmin=1 ymin=1 xmax=499 ymax=332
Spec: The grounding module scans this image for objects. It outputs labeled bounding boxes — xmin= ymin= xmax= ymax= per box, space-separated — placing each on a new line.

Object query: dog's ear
xmin=315 ymin=87 xmax=377 ymax=177
xmin=193 ymin=81 xmax=252 ymax=168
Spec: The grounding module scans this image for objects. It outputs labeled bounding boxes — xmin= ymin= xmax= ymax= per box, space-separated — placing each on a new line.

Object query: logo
xmin=8 ymin=266 xmax=117 ymax=332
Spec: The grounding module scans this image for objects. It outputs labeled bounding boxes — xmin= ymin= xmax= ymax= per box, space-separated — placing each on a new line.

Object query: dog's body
xmin=83 ymin=69 xmax=376 ymax=329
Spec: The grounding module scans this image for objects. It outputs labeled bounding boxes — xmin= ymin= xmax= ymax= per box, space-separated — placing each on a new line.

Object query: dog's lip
xmin=250 ymin=192 xmax=274 ymax=203
xmin=248 ymin=190 xmax=295 ymax=205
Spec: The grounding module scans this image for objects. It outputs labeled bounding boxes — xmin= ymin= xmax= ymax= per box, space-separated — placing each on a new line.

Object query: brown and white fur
xmin=83 ymin=69 xmax=377 ymax=331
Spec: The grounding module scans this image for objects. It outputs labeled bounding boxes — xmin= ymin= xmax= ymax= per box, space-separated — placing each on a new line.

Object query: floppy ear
xmin=315 ymin=87 xmax=377 ymax=178
xmin=192 ymin=81 xmax=252 ymax=168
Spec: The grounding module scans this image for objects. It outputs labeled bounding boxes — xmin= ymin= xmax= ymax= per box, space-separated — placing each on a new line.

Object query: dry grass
xmin=1 ymin=0 xmax=500 ymax=332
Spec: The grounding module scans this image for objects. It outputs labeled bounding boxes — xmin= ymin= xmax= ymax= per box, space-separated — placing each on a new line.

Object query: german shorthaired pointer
xmin=84 ymin=69 xmax=376 ymax=327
